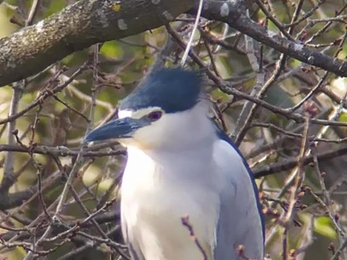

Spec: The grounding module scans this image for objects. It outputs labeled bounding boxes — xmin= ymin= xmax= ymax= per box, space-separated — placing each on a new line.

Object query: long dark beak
xmin=84 ymin=117 xmax=149 ymax=143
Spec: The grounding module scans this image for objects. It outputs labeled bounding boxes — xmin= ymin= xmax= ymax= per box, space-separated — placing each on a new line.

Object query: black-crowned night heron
xmin=85 ymin=68 xmax=264 ymax=260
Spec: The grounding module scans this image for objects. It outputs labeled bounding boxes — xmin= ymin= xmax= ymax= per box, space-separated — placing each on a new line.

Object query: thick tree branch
xmin=194 ymin=0 xmax=347 ymax=77
xmin=0 ymin=188 xmax=35 ymax=210
xmin=2 ymin=0 xmax=347 ymax=86
xmin=0 ymin=0 xmax=195 ymax=86
xmin=253 ymin=144 xmax=347 ymax=178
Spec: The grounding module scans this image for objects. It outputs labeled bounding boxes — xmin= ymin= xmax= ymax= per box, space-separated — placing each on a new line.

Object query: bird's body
xmin=85 ymin=68 xmax=264 ymax=260
xmin=122 ymin=144 xmax=218 ymax=260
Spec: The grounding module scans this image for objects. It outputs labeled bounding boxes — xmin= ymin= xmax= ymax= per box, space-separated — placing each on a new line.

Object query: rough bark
xmin=196 ymin=1 xmax=347 ymax=77
xmin=0 ymin=0 xmax=195 ymax=86
xmin=1 ymin=0 xmax=347 ymax=86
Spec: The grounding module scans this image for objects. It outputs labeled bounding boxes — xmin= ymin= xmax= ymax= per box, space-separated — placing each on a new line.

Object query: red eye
xmin=147 ymin=111 xmax=162 ymax=121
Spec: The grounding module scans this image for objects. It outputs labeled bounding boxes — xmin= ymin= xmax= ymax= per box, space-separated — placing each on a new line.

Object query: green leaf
xmin=339 ymin=112 xmax=347 ymax=122
xmin=300 ymin=214 xmax=337 ymax=239
xmin=314 ymin=216 xmax=337 ymax=239
xmin=100 ymin=41 xmax=123 ymax=58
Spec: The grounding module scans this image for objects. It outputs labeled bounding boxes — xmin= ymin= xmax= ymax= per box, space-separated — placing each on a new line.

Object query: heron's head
xmin=85 ymin=68 xmax=211 ymax=150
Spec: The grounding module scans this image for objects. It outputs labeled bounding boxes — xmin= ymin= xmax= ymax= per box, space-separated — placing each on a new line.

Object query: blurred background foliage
xmin=1 ymin=0 xmax=347 ymax=260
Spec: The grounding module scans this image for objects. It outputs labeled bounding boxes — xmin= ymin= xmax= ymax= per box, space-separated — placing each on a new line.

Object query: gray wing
xmin=213 ymin=139 xmax=264 ymax=260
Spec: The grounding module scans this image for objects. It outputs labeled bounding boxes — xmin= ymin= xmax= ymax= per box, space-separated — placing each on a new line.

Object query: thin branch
xmin=181 ymin=0 xmax=204 ymax=65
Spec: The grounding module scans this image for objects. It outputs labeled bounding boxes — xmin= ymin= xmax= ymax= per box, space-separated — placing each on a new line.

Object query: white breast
xmin=121 ymin=146 xmax=220 ymax=260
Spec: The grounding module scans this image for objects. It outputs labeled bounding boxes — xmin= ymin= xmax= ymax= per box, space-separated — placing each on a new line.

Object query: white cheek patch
xmin=118 ymin=110 xmax=134 ymax=119
xmin=117 ymin=107 xmax=167 ymax=149
xmin=118 ymin=107 xmax=163 ymax=119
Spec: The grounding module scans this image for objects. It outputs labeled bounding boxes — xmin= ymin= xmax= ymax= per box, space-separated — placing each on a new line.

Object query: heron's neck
xmin=126 ymin=142 xmax=214 ymax=182
xmin=159 ymin=113 xmax=216 ymax=152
